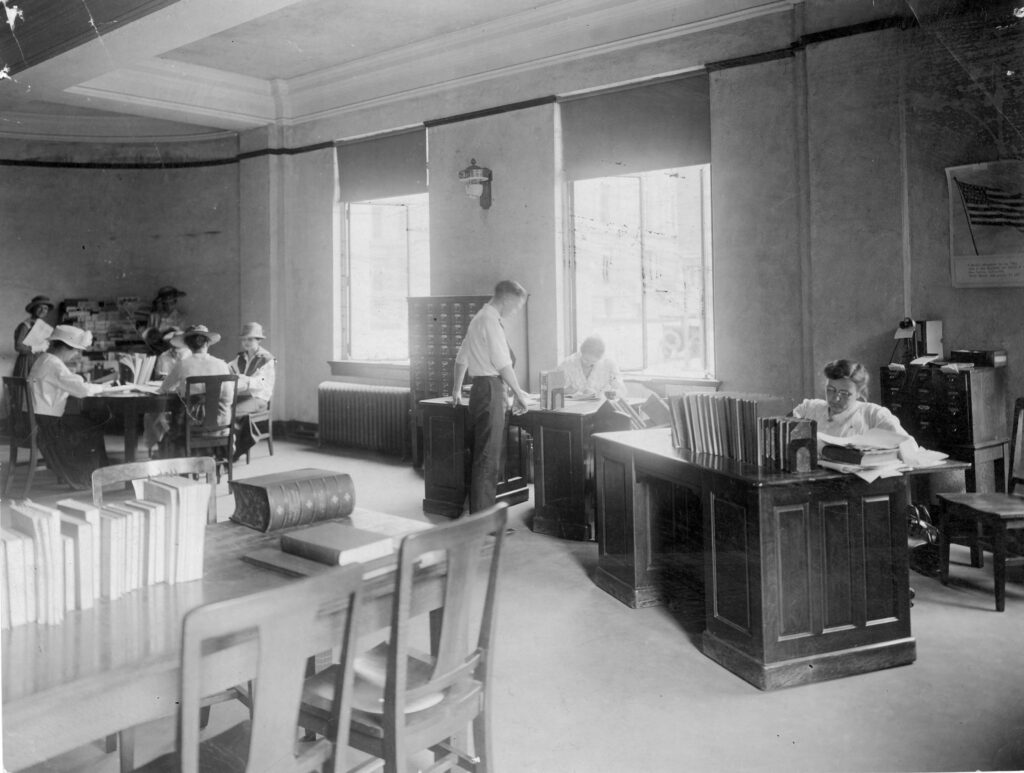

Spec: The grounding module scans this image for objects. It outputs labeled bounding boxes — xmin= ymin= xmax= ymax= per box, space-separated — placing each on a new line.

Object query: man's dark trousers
xmin=468 ymin=375 xmax=507 ymax=513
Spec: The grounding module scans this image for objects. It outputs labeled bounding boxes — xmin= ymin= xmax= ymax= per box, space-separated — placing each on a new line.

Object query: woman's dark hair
xmin=823 ymin=358 xmax=869 ymax=399
xmin=184 ymin=333 xmax=209 ymax=352
xmin=49 ymin=340 xmax=73 ymax=354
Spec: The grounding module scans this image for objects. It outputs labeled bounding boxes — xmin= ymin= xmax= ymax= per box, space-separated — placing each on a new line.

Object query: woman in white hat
xmin=228 ymin=321 xmax=276 ymax=461
xmin=13 ymin=295 xmax=53 ymax=378
xmin=28 ymin=325 xmax=110 ymax=489
xmin=152 ymin=324 xmax=232 ymax=457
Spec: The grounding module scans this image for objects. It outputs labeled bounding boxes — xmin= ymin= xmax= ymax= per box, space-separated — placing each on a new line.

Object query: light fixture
xmin=458 ymin=158 xmax=492 ymax=209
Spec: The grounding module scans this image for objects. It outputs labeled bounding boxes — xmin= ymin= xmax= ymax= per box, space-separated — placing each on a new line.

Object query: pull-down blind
xmin=561 ymin=74 xmax=710 ymax=180
xmin=336 ymin=128 xmax=427 ymax=202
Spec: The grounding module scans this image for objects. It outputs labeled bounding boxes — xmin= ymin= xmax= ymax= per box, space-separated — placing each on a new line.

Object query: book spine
xmin=279 ymin=533 xmax=342 ymax=565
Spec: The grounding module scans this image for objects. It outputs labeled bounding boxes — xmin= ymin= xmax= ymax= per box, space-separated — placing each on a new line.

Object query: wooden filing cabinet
xmin=879 ymin=365 xmax=1008 ymax=492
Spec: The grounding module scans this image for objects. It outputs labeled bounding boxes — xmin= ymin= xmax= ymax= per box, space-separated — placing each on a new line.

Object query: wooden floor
xmin=5 ymin=436 xmax=1024 ymax=772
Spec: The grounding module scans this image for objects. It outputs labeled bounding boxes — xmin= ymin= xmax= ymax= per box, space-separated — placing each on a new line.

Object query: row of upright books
xmin=0 ymin=475 xmax=210 ymax=628
xmin=667 ymin=392 xmax=816 ymax=472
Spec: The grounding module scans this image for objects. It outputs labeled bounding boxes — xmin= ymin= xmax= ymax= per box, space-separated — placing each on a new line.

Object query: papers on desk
xmin=98 ymin=383 xmax=161 ymax=395
xmin=817 ymin=429 xmax=948 ymax=481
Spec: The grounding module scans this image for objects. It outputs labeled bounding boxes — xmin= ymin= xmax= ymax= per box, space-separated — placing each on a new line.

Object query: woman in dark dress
xmin=13 ymin=295 xmax=53 ymax=379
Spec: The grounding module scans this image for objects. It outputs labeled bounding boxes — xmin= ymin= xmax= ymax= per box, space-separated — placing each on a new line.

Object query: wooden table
xmin=1 ymin=512 xmax=442 ymax=771
xmin=593 ymin=427 xmax=969 ymax=690
xmin=82 ymin=391 xmax=173 ymax=463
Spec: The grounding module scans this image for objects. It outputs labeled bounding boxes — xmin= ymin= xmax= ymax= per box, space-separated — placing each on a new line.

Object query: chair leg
xmin=3 ymin=444 xmax=14 ymax=497
xmin=993 ymin=526 xmax=1007 ymax=612
xmin=266 ymin=422 xmax=273 ymax=456
xmin=938 ymin=505 xmax=951 ymax=586
xmin=24 ymin=443 xmax=38 ymax=498
xmin=117 ymin=728 xmax=135 ymax=772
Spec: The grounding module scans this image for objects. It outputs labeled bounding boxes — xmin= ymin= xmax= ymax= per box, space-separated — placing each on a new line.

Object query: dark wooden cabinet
xmin=420 ymin=398 xmax=529 ymax=517
xmin=880 ymin=365 xmax=1008 ymax=492
xmin=594 ymin=428 xmax=916 ymax=690
xmin=530 ymin=401 xmax=633 ymax=540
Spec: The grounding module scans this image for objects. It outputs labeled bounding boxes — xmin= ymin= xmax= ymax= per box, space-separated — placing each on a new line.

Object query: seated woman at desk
xmin=153 ymin=327 xmax=190 ymax=379
xmin=792 ymin=358 xmax=910 ymax=440
xmin=559 ymin=335 xmax=627 ymax=399
xmin=147 ymin=324 xmax=232 ymax=457
xmin=29 ymin=325 xmax=110 ymax=489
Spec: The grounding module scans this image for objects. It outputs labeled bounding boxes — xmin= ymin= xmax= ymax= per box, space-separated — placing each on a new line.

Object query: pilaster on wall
xmin=710 ymin=54 xmax=806 ymax=403
xmin=237 ymin=133 xmax=337 ymax=424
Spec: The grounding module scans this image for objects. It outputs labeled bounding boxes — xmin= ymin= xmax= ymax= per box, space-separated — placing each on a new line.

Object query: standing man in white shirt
xmin=452 ymin=280 xmax=530 ymax=513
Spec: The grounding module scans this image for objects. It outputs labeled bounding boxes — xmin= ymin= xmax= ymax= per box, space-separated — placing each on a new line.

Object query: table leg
xmin=123 ymin=406 xmax=139 ymax=462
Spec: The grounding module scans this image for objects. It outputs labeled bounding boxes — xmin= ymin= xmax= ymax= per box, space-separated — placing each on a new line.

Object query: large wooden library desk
xmin=420 ymin=397 xmax=632 ymax=533
xmin=593 ymin=428 xmax=968 ymax=690
xmin=1 ymin=515 xmax=449 ymax=772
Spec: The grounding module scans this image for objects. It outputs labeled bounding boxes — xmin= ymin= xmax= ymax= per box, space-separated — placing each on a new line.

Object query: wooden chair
xmin=184 ymin=374 xmax=238 ymax=482
xmin=132 ymin=564 xmax=364 ymax=773
xmin=300 ymin=503 xmax=508 ymax=773
xmin=92 ymin=456 xmax=219 ymax=524
xmin=244 ymin=399 xmax=274 ymax=463
xmin=937 ymin=397 xmax=1024 ymax=611
xmin=3 ymin=376 xmax=45 ymax=498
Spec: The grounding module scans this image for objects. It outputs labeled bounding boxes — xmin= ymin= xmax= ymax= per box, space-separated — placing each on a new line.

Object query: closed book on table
xmin=230 ymin=469 xmax=356 ymax=532
xmin=820 ymin=445 xmax=899 ymax=466
xmin=279 ymin=521 xmax=393 ymax=566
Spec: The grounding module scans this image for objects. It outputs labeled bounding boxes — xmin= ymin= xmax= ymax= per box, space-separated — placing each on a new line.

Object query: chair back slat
xmin=91 ymin=456 xmax=218 ymax=524
xmin=1009 ymin=398 xmax=1024 ymax=497
xmin=184 ymin=375 xmax=238 ymax=433
xmin=388 ymin=504 xmax=507 ymax=718
xmin=179 ymin=564 xmax=363 ymax=773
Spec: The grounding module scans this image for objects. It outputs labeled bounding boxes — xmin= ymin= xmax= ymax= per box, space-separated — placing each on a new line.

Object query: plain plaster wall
xmin=427 ymin=104 xmax=562 ymax=388
xmin=0 ymin=161 xmax=240 ymax=375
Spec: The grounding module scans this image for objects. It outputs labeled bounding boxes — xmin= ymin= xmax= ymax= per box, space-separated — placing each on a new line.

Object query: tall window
xmin=336 ymin=128 xmax=428 ymax=361
xmin=347 ymin=194 xmax=430 ymax=360
xmin=572 ymin=165 xmax=712 ymax=377
xmin=561 ymin=74 xmax=712 ymax=378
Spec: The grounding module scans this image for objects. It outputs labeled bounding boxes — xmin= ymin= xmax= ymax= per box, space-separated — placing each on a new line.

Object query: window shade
xmin=336 ymin=129 xmax=427 ymax=202
xmin=561 ymin=74 xmax=710 ymax=181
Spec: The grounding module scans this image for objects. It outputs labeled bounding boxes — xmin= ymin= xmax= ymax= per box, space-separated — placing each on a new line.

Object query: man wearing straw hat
xmin=228 ymin=322 xmax=276 ymax=461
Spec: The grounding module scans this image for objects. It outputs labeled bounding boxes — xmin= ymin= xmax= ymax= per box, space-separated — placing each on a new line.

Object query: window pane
xmin=348 ymin=194 xmax=429 ymax=360
xmin=573 ymin=177 xmax=644 ymax=370
xmin=572 ymin=166 xmax=712 ymax=377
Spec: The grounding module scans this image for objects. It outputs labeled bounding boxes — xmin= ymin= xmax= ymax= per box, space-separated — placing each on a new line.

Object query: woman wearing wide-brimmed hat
xmin=151 ymin=324 xmax=232 ymax=457
xmin=28 ymin=325 xmax=110 ymax=489
xmin=13 ymin=295 xmax=54 ymax=378
xmin=146 ymin=285 xmax=187 ymax=333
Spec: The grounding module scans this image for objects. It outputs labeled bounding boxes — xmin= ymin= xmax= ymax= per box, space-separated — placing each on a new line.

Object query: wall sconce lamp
xmin=458 ymin=158 xmax=492 ymax=209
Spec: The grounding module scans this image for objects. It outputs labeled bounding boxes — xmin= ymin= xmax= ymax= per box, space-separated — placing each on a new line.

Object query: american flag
xmin=955 ymin=178 xmax=1024 ymax=230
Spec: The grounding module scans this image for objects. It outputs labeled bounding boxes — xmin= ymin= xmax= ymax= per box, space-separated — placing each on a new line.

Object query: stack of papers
xmin=816 ymin=428 xmax=948 ymax=482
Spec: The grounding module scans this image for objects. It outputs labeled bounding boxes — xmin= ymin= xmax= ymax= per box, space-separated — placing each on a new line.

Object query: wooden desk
xmin=419 ymin=396 xmax=633 ymax=535
xmin=82 ymin=391 xmax=173 ymax=463
xmin=1 ymin=513 xmax=442 ymax=772
xmin=420 ymin=398 xmax=530 ymax=517
xmin=593 ymin=428 xmax=968 ymax=691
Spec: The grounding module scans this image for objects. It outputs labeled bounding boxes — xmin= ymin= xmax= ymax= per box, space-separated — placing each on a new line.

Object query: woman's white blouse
xmin=791 ymin=398 xmax=911 ymax=439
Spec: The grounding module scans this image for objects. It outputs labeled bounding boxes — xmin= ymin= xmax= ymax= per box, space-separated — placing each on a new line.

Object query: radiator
xmin=317 ymin=382 xmax=411 ymax=457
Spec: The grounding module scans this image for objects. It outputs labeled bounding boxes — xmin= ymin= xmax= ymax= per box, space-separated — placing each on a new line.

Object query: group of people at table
xmin=11 ymin=287 xmax=275 ymax=490
xmin=453 ymin=279 xmax=915 ymax=517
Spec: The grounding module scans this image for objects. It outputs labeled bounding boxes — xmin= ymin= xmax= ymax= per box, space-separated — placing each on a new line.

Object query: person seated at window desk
xmin=558 ymin=335 xmax=627 ymax=399
xmin=228 ymin=321 xmax=276 ymax=462
xmin=28 ymin=325 xmax=110 ymax=489
xmin=148 ymin=324 xmax=232 ymax=457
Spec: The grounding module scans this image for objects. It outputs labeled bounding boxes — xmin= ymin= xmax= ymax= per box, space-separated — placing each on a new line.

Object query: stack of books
xmin=758 ymin=416 xmax=818 ymax=473
xmin=115 ymin=352 xmax=157 ymax=385
xmin=0 ymin=475 xmax=210 ymax=628
xmin=668 ymin=392 xmax=797 ymax=466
